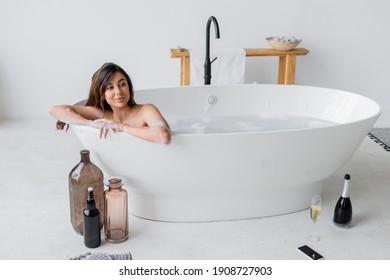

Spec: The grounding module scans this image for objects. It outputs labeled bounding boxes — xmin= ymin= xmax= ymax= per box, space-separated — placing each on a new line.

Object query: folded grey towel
xmin=70 ymin=252 xmax=132 ymax=260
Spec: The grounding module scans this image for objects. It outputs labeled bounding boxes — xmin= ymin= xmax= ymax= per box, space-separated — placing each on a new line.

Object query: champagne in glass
xmin=311 ymin=204 xmax=321 ymax=223
xmin=308 ymin=195 xmax=322 ymax=241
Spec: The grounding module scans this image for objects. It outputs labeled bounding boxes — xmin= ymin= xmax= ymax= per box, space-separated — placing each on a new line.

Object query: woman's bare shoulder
xmin=139 ymin=103 xmax=160 ymax=113
xmin=137 ymin=103 xmax=169 ymax=127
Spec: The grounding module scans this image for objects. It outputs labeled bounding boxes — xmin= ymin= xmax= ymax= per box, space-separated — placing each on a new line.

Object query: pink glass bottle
xmin=104 ymin=176 xmax=129 ymax=243
xmin=68 ymin=150 xmax=104 ymax=235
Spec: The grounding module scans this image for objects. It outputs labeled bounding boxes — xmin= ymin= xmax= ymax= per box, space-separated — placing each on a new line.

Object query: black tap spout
xmin=204 ymin=16 xmax=220 ymax=85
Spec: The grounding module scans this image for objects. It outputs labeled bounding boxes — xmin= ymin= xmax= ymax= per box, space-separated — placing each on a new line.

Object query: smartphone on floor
xmin=297 ymin=245 xmax=324 ymax=260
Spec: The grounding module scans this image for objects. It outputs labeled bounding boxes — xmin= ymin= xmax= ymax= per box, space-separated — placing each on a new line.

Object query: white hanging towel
xmin=190 ymin=48 xmax=246 ymax=85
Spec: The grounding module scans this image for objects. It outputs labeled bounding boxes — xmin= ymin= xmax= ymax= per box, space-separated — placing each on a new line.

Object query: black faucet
xmin=204 ymin=16 xmax=220 ymax=85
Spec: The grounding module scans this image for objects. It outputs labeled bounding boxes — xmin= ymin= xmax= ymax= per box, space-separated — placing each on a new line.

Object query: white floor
xmin=0 ymin=119 xmax=389 ymax=260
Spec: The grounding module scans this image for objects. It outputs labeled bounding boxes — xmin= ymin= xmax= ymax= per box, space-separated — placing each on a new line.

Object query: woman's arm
xmin=48 ymin=105 xmax=105 ymax=127
xmin=122 ymin=104 xmax=171 ymax=144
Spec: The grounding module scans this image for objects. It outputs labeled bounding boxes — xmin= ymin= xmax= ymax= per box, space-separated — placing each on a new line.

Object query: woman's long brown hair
xmin=56 ymin=62 xmax=136 ymax=130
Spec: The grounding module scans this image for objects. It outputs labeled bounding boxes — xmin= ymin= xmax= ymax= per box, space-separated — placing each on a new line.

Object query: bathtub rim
xmin=73 ymin=83 xmax=381 ymax=136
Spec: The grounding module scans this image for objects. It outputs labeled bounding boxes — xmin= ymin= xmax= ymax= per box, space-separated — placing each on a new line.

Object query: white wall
xmin=0 ymin=0 xmax=389 ymax=126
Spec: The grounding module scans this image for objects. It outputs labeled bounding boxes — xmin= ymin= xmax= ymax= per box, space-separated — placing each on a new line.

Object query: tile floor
xmin=0 ymin=119 xmax=389 ymax=260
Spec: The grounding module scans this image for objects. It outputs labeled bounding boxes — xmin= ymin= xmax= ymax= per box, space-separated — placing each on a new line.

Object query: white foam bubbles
xmin=168 ymin=114 xmax=336 ymax=135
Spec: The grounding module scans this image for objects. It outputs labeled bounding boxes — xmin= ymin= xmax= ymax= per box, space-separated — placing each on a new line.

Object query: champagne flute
xmin=307 ymin=195 xmax=322 ymax=241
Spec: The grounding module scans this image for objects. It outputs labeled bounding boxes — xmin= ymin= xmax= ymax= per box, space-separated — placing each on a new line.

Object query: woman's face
xmin=104 ymin=71 xmax=130 ymax=109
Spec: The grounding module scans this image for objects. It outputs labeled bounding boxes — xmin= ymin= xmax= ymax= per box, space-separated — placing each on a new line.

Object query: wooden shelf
xmin=171 ymin=48 xmax=310 ymax=85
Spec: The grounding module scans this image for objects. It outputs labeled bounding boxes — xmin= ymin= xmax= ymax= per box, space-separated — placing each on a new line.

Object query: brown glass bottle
xmin=69 ymin=150 xmax=104 ymax=235
xmin=104 ymin=177 xmax=129 ymax=243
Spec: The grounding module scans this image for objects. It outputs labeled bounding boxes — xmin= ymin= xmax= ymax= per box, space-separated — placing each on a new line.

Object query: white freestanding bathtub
xmin=72 ymin=84 xmax=380 ymax=222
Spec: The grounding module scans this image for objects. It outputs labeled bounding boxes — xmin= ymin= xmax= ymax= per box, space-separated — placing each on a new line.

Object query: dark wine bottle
xmin=83 ymin=187 xmax=101 ymax=248
xmin=333 ymin=174 xmax=353 ymax=226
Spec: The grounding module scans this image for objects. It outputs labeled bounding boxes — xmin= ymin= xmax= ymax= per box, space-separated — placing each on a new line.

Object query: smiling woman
xmin=48 ymin=62 xmax=171 ymax=144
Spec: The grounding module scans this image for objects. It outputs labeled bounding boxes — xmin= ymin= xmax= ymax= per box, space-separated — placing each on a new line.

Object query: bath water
xmin=167 ymin=114 xmax=336 ymax=134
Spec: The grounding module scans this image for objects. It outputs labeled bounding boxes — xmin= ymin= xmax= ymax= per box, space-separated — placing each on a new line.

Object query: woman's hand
xmin=90 ymin=119 xmax=122 ymax=139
